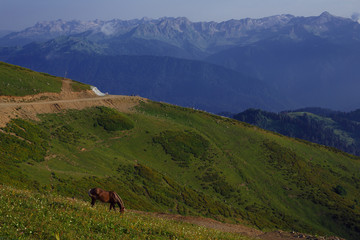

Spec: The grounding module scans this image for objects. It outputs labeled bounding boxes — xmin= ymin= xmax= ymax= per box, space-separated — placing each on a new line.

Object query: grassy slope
xmin=0 ymin=102 xmax=359 ymax=239
xmin=0 ymin=185 xmax=252 ymax=240
xmin=0 ymin=61 xmax=63 ymax=95
xmin=0 ymin=61 xmax=91 ymax=95
xmin=70 ymin=79 xmax=91 ymax=92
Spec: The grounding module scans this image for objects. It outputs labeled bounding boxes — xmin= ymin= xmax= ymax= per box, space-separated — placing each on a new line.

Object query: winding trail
xmin=0 ymin=78 xmax=144 ymax=127
xmin=0 ymin=94 xmax=128 ymax=107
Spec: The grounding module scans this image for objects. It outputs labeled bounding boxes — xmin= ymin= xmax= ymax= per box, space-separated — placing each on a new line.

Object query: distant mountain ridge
xmin=0 ymin=15 xmax=300 ymax=59
xmin=233 ymin=107 xmax=360 ymax=156
xmin=3 ymin=12 xmax=359 ymax=56
xmin=2 ymin=12 xmax=360 ymax=113
xmin=3 ymin=12 xmax=352 ymax=51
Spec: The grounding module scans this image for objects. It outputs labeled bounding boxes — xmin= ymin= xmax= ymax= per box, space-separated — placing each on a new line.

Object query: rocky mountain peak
xmin=315 ymin=11 xmax=352 ymax=24
xmin=319 ymin=11 xmax=332 ymax=18
xmin=1 ymin=13 xmax=358 ymax=48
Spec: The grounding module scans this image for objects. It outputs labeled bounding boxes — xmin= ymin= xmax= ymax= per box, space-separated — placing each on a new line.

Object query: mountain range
xmin=1 ymin=12 xmax=360 ymax=112
xmin=0 ymin=15 xmax=300 ymax=52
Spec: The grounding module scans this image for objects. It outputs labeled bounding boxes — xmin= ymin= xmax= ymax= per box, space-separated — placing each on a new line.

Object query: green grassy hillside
xmin=0 ymin=185 xmax=252 ymax=240
xmin=0 ymin=61 xmax=91 ymax=96
xmin=0 ymin=61 xmax=63 ymax=96
xmin=1 ymin=101 xmax=360 ymax=239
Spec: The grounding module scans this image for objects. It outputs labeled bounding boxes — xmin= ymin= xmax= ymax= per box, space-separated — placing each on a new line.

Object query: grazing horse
xmin=88 ymin=188 xmax=125 ymax=213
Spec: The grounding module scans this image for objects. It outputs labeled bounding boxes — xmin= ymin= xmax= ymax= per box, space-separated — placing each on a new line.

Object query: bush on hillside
xmin=153 ymin=130 xmax=210 ymax=167
xmin=333 ymin=185 xmax=347 ymax=196
xmin=53 ymin=124 xmax=82 ymax=144
xmin=1 ymin=119 xmax=48 ymax=162
xmin=96 ymin=106 xmax=134 ymax=131
xmin=199 ymin=168 xmax=235 ymax=197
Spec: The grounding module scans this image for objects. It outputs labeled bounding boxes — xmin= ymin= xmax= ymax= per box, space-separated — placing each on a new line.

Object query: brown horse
xmin=88 ymin=188 xmax=125 ymax=213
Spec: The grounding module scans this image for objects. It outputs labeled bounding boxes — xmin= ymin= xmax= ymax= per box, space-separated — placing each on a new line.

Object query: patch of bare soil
xmin=129 ymin=210 xmax=344 ymax=240
xmin=0 ymin=78 xmax=145 ymax=127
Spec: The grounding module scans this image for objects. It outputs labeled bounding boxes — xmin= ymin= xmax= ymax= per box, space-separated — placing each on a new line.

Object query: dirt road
xmin=0 ymin=79 xmax=143 ymax=127
xmin=130 ymin=210 xmax=342 ymax=240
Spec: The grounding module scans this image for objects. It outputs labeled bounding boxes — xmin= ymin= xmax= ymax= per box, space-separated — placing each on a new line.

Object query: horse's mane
xmin=111 ymin=191 xmax=125 ymax=211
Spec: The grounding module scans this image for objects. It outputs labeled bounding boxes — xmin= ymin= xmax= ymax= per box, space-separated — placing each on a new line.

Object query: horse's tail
xmin=113 ymin=192 xmax=125 ymax=212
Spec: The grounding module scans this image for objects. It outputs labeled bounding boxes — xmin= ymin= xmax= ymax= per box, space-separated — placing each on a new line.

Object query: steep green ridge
xmin=234 ymin=108 xmax=360 ymax=156
xmin=0 ymin=61 xmax=92 ymax=96
xmin=0 ymin=61 xmax=62 ymax=96
xmin=1 ymin=102 xmax=360 ymax=239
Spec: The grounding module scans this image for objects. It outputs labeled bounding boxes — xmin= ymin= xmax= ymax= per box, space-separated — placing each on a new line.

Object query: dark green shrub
xmin=200 ymin=168 xmax=235 ymax=197
xmin=0 ymin=119 xmax=48 ymax=162
xmin=53 ymin=124 xmax=81 ymax=143
xmin=153 ymin=130 xmax=209 ymax=167
xmin=96 ymin=107 xmax=134 ymax=131
xmin=134 ymin=164 xmax=161 ymax=183
xmin=333 ymin=185 xmax=347 ymax=196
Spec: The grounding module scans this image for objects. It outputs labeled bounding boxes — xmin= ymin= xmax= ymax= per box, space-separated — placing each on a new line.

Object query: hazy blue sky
xmin=2 ymin=0 xmax=360 ymax=30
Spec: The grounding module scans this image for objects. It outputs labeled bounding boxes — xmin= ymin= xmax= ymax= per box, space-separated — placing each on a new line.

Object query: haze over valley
xmin=2 ymin=12 xmax=360 ymax=113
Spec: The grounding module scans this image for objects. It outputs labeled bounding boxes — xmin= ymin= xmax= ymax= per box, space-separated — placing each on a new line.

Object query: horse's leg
xmin=109 ymin=203 xmax=114 ymax=211
xmin=91 ymin=198 xmax=96 ymax=207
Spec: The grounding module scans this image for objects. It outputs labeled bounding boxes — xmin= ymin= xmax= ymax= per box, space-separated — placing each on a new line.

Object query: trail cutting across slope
xmin=130 ymin=210 xmax=342 ymax=240
xmin=0 ymin=78 xmax=143 ymax=127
